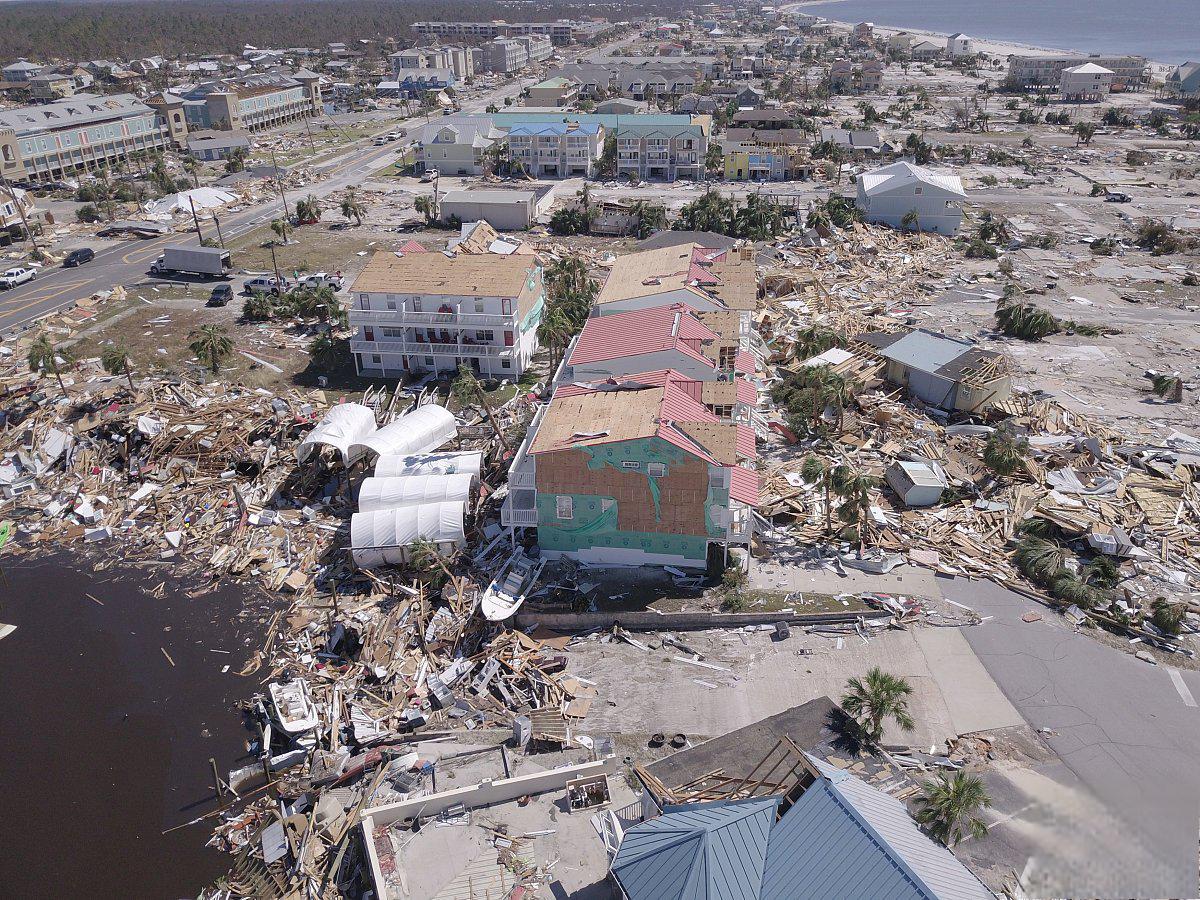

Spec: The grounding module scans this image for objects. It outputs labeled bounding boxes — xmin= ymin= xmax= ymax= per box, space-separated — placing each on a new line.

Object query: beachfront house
xmin=1060 ymin=63 xmax=1113 ymax=101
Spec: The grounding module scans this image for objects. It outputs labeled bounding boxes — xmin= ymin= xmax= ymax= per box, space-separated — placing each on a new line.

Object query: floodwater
xmin=0 ymin=556 xmax=270 ymax=899
xmin=796 ymin=0 xmax=1200 ymax=63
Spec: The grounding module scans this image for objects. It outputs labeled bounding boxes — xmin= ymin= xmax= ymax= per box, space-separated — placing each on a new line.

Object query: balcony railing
xmin=350 ymin=308 xmax=513 ymax=327
xmin=501 ymin=497 xmax=539 ymax=527
xmin=351 ymin=339 xmax=513 ymax=358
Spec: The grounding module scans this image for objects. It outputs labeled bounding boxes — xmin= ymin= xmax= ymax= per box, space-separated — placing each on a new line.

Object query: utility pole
xmin=268 ymin=148 xmax=291 ymax=242
xmin=0 ymin=170 xmax=40 ymax=253
xmin=187 ymin=195 xmax=204 ymax=243
xmin=212 ymin=213 xmax=225 ymax=248
xmin=269 ymin=242 xmax=283 ymax=288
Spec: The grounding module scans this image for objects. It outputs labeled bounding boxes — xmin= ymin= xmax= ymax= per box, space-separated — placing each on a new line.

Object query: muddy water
xmin=0 ymin=557 xmax=271 ymax=899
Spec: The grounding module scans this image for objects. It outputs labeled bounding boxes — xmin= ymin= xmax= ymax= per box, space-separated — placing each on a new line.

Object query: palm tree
xmin=453 ymin=364 xmax=510 ymax=452
xmin=576 ymin=182 xmax=593 ymax=234
xmin=188 ymin=324 xmax=234 ymax=375
xmin=307 ymin=331 xmax=346 ymax=372
xmin=182 ymin=156 xmax=200 ymax=189
xmin=243 ymin=292 xmax=276 ymax=321
xmin=270 ymin=217 xmax=289 ymax=245
xmin=341 ymin=189 xmax=364 ymax=226
xmin=294 ymin=195 xmax=321 ymax=224
xmin=1013 ymin=535 xmax=1070 ymax=585
xmin=100 ymin=344 xmax=136 ymax=392
xmin=27 ymin=332 xmax=71 ymax=398
xmin=841 ymin=667 xmax=915 ymax=744
xmin=1151 ymin=374 xmax=1184 ymax=402
xmin=414 ymin=194 xmax=437 ymax=225
xmin=537 ymin=304 xmax=574 ymax=376
xmin=901 ymin=208 xmax=921 ymax=233
xmin=915 ymin=772 xmax=992 ymax=847
xmin=801 ymin=454 xmax=835 ymax=534
xmin=309 ymin=286 xmax=347 ymax=329
xmin=225 ymin=146 xmax=249 ymax=174
xmin=1074 ymin=121 xmax=1096 ymax=146
xmin=832 ymin=465 xmax=874 ymax=544
xmin=983 ymin=427 xmax=1028 ymax=476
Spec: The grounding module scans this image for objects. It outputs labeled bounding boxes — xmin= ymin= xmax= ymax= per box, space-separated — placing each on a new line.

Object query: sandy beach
xmin=782 ymin=0 xmax=1173 ymax=67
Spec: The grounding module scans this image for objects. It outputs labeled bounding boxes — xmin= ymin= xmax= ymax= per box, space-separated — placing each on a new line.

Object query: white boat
xmin=480 ymin=552 xmax=546 ymax=622
xmin=268 ymin=679 xmax=319 ymax=737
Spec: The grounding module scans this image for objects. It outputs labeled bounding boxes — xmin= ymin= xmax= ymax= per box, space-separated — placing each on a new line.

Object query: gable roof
xmin=567 ymin=304 xmax=718 ymax=368
xmin=1063 ymin=62 xmax=1112 ymax=74
xmin=860 ymin=329 xmax=1000 ymax=379
xmin=596 ymin=243 xmax=757 ymax=311
xmin=760 ymin=755 xmax=994 ymax=900
xmin=858 ymin=161 xmax=965 ymax=198
xmin=613 ymin=797 xmax=781 ymax=900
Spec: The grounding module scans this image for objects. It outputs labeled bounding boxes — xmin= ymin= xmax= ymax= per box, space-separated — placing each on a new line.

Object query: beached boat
xmin=267 ymin=679 xmax=319 ymax=737
xmin=480 ymin=552 xmax=546 ymax=622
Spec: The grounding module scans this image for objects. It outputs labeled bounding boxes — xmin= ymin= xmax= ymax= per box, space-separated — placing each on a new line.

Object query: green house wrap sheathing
xmin=534 ymin=436 xmax=728 ymax=561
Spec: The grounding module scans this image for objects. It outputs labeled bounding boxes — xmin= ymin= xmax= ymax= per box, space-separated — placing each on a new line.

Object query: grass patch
xmin=230 ymin=226 xmax=384 ymax=276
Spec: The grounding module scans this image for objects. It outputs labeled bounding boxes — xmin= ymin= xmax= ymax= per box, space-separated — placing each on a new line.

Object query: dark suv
xmin=207 ymin=284 xmax=234 ymax=307
xmin=63 ymin=247 xmax=95 ymax=267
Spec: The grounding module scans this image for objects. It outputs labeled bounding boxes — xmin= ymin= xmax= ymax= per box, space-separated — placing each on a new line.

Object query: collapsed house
xmin=858 ymin=329 xmax=1012 ymax=414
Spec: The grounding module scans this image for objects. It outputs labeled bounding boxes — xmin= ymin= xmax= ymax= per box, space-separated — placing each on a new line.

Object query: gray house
xmin=856 ymin=161 xmax=965 ymax=235
xmin=859 ymin=329 xmax=1011 ymax=413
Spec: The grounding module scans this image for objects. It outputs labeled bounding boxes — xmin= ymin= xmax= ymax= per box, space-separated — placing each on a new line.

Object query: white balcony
xmin=501 ymin=498 xmax=539 ymax=527
xmin=350 ymin=308 xmax=514 ymax=327
xmin=351 ymin=339 xmax=513 ymax=358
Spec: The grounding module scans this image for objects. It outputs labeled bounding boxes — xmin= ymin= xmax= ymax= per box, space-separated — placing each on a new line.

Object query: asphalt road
xmin=940 ymin=578 xmax=1200 ymax=897
xmin=0 ymin=35 xmax=635 ymax=338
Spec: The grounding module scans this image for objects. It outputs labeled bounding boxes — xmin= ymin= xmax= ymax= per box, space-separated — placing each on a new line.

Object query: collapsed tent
xmin=350 ymin=502 xmax=466 ymax=568
xmin=374 ymin=451 xmax=484 ymax=479
xmin=297 ymin=403 xmax=377 ymax=464
xmin=348 ymin=404 xmax=458 ymax=462
xmin=358 ymin=473 xmax=477 ymax=513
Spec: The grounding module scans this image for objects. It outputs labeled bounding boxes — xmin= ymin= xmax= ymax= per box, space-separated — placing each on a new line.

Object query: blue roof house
xmin=611 ymin=754 xmax=995 ymax=900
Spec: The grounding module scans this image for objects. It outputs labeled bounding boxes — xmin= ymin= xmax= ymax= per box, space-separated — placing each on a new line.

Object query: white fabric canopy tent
xmin=350 ymin=502 xmax=466 ymax=568
xmin=373 ymin=451 xmax=484 ymax=480
xmin=297 ymin=403 xmax=377 ymax=464
xmin=358 ymin=473 xmax=477 ymax=513
xmin=348 ymin=404 xmax=458 ymax=461
xmin=143 ymin=186 xmax=237 ymax=218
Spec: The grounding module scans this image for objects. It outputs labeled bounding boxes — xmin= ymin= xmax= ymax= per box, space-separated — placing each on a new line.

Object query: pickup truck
xmin=302 ymin=272 xmax=345 ymax=291
xmin=0 ymin=266 xmax=36 ymax=289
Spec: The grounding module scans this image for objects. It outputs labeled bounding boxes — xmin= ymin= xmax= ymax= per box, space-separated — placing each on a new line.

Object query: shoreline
xmin=783 ymin=0 xmax=1172 ymax=68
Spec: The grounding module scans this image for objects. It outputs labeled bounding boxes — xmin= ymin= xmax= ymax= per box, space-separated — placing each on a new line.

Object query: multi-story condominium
xmin=176 ymin=69 xmax=322 ymax=132
xmin=615 ymin=120 xmax=706 ymax=181
xmin=389 ymin=46 xmax=474 ymax=80
xmin=505 ymin=121 xmax=603 ymax=177
xmin=1007 ymin=54 xmax=1147 ymax=90
xmin=516 ymin=35 xmax=554 ymax=66
xmin=722 ymin=138 xmax=811 ymax=182
xmin=0 ymin=94 xmax=172 ymax=181
xmin=485 ymin=39 xmax=531 ymax=75
xmin=500 ymin=368 xmax=758 ymax=568
xmin=348 ymin=251 xmax=545 ymax=380
xmin=413 ymin=20 xmax=604 ymax=46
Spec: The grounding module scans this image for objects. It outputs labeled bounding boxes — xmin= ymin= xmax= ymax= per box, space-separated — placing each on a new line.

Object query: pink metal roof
xmin=735 ymin=377 xmax=758 ymax=405
xmin=729 ymin=465 xmax=760 ymax=505
xmin=736 ymin=424 xmax=758 ymax=460
xmin=567 ymin=304 xmax=718 ymax=368
xmin=396 ymin=240 xmax=427 ymax=254
xmin=734 ymin=350 xmax=758 ymax=376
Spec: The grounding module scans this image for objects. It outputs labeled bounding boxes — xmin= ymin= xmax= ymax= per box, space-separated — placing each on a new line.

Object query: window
xmin=504 ymin=331 xmax=514 ymax=346
xmin=501 ymin=298 xmax=512 ymax=314
xmin=500 ymin=358 xmax=511 ymax=369
xmin=387 ymin=300 xmax=396 ymax=310
xmin=475 ymin=330 xmax=493 ymax=342
xmin=371 ymin=354 xmax=381 ymax=363
xmin=620 ymin=460 xmax=641 ymax=470
xmin=647 ymin=463 xmax=666 ymax=477
xmin=555 ymin=495 xmax=574 ymax=519
xmin=412 ymin=298 xmax=423 ymax=312
xmin=424 ymin=356 xmax=434 ymax=366
xmin=474 ymin=300 xmax=484 ymax=313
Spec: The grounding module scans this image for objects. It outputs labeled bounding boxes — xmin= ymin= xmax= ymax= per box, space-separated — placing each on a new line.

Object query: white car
xmin=303 ymin=272 xmax=345 ymax=291
xmin=0 ymin=267 xmax=35 ymax=289
xmin=243 ymin=275 xmax=289 ymax=295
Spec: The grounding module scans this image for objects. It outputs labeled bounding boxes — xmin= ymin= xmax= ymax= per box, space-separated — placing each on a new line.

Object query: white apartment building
xmin=1008 ymin=54 xmax=1146 ymax=90
xmin=349 ymin=251 xmax=545 ymax=380
xmin=390 ymin=46 xmax=474 ymax=80
xmin=1060 ymin=63 xmax=1113 ymax=101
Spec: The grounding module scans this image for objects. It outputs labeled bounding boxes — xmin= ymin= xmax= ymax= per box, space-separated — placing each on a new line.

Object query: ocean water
xmin=795 ymin=0 xmax=1200 ymax=64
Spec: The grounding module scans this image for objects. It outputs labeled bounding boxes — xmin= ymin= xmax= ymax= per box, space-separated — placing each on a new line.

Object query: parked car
xmin=1105 ymin=192 xmax=1132 ymax=203
xmin=0 ymin=266 xmax=36 ymax=289
xmin=63 ymin=247 xmax=95 ymax=268
xmin=207 ymin=284 xmax=234 ymax=307
xmin=302 ymin=271 xmax=345 ymax=291
xmin=243 ymin=275 xmax=289 ymax=296
xmin=420 ymin=170 xmax=438 ymax=183
xmin=373 ymin=136 xmax=390 ymax=146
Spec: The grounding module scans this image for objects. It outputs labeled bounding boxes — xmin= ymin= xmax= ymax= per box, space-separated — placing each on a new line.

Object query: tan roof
xmin=700 ymin=380 xmax=738 ymax=408
xmin=595 ymin=243 xmax=758 ymax=312
xmin=673 ymin=421 xmax=738 ymax=465
xmin=350 ymin=250 xmax=537 ymax=297
xmin=529 ymin=387 xmax=663 ymax=454
xmin=696 ymin=309 xmax=742 ymax=352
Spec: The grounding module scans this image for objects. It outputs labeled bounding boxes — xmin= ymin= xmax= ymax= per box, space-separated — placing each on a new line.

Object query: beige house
xmin=525 ymin=76 xmax=580 ymax=107
xmin=1060 ymin=63 xmax=1113 ymax=101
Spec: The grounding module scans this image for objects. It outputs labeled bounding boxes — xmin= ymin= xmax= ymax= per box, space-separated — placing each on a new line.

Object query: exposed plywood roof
xmin=529 ymin=387 xmax=664 ymax=454
xmin=350 ymin=250 xmax=536 ymax=297
xmin=596 ymin=243 xmax=757 ymax=312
